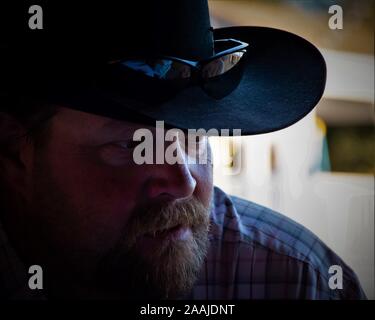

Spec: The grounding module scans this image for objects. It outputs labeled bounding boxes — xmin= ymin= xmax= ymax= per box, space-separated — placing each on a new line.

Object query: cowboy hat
xmin=1 ymin=0 xmax=326 ymax=135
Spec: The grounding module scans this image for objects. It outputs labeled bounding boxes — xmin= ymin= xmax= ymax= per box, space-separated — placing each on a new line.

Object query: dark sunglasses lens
xmin=120 ymin=59 xmax=192 ymax=80
xmin=105 ymin=59 xmax=194 ymax=104
xmin=107 ymin=49 xmax=246 ymax=102
xmin=202 ymin=51 xmax=247 ymax=99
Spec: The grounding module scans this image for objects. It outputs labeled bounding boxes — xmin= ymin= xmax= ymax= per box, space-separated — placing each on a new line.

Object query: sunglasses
xmin=104 ymin=39 xmax=249 ymax=102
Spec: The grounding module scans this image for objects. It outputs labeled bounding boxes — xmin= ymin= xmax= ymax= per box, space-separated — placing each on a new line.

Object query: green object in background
xmin=326 ymin=125 xmax=375 ymax=174
xmin=321 ymin=136 xmax=331 ymax=172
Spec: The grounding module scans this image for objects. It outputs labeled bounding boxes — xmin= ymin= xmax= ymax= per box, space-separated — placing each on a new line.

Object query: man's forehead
xmin=54 ymin=107 xmax=200 ymax=141
xmin=56 ymin=106 xmax=152 ymax=134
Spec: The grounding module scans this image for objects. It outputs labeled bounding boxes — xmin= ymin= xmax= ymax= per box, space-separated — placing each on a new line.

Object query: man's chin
xmin=94 ymin=227 xmax=209 ymax=299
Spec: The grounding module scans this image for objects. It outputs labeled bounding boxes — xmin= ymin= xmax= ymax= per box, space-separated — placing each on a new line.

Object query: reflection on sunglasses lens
xmin=202 ymin=51 xmax=245 ymax=79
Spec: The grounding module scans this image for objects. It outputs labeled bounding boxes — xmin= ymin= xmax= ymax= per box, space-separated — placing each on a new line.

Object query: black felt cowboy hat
xmin=1 ymin=0 xmax=326 ymax=135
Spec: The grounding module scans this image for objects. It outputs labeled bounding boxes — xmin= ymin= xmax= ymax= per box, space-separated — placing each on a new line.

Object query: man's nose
xmin=145 ymin=138 xmax=197 ymax=201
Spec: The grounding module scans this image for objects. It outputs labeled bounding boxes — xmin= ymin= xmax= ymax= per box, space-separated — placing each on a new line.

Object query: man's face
xmin=20 ymin=107 xmax=213 ymax=299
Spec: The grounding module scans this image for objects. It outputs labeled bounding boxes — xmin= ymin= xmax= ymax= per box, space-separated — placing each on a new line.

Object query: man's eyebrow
xmin=98 ymin=119 xmax=154 ymax=136
xmin=97 ymin=120 xmax=136 ymax=136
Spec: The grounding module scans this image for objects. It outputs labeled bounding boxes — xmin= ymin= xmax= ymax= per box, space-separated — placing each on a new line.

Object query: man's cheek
xmin=44 ymin=159 xmax=135 ymax=251
xmin=192 ymin=164 xmax=213 ymax=207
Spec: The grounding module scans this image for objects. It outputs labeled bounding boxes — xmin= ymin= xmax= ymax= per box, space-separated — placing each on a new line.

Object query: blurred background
xmin=208 ymin=0 xmax=374 ymax=298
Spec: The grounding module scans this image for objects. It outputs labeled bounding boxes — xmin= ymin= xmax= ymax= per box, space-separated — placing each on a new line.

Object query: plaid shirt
xmin=187 ymin=187 xmax=367 ymax=299
xmin=0 ymin=187 xmax=367 ymax=300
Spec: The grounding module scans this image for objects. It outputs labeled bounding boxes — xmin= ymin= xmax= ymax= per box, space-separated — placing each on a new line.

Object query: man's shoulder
xmin=205 ymin=186 xmax=366 ymax=299
xmin=226 ymin=190 xmax=326 ymax=268
xmin=212 ymin=186 xmax=328 ymax=267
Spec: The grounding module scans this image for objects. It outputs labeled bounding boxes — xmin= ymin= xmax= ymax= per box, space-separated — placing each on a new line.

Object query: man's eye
xmin=115 ymin=140 xmax=141 ymax=150
xmin=98 ymin=141 xmax=139 ymax=166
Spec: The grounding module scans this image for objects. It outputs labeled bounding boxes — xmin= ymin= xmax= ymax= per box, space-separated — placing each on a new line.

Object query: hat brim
xmin=66 ymin=26 xmax=327 ymax=136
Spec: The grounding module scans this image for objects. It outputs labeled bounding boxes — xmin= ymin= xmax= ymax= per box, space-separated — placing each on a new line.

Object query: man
xmin=0 ymin=1 xmax=366 ymax=299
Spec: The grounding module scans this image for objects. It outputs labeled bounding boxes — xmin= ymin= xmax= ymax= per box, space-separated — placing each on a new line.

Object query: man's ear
xmin=0 ymin=112 xmax=34 ymax=188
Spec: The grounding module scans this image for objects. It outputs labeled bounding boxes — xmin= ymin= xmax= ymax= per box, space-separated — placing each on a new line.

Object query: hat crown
xmin=7 ymin=0 xmax=214 ymax=61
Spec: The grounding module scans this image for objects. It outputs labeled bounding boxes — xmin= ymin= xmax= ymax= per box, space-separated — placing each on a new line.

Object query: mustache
xmin=95 ymin=197 xmax=211 ymax=298
xmin=122 ymin=197 xmax=211 ymax=248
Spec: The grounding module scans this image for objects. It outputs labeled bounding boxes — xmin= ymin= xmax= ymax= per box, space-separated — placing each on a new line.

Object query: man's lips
xmin=143 ymin=224 xmax=192 ymax=241
xmin=132 ymin=225 xmax=192 ymax=258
